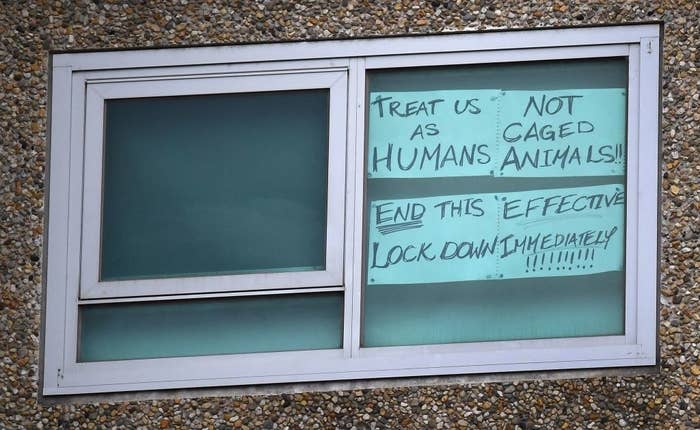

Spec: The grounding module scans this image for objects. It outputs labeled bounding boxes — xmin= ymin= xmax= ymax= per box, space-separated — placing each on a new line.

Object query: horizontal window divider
xmin=77 ymin=286 xmax=345 ymax=305
xmin=73 ymin=58 xmax=351 ymax=82
xmin=83 ymin=66 xmax=350 ymax=84
xmin=81 ymin=271 xmax=344 ymax=299
xmin=358 ymin=335 xmax=631 ymax=357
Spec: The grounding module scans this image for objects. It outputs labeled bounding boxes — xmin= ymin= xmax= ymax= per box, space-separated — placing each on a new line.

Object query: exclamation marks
xmin=526 ymin=247 xmax=598 ymax=273
xmin=615 ymin=144 xmax=624 ymax=165
xmin=527 ymin=252 xmax=546 ymax=272
xmin=574 ymin=247 xmax=596 ymax=269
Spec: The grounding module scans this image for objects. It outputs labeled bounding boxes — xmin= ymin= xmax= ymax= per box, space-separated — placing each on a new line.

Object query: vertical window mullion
xmin=348 ymin=57 xmax=367 ymax=357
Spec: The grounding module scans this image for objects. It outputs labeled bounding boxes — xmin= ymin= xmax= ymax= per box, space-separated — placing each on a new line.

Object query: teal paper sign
xmin=368 ymin=90 xmax=499 ymax=178
xmin=367 ymin=184 xmax=625 ymax=285
xmin=368 ymin=89 xmax=626 ymax=178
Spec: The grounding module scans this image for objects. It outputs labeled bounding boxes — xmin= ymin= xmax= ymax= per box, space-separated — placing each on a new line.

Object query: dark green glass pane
xmin=363 ymin=273 xmax=624 ymax=347
xmin=368 ymin=57 xmax=628 ymax=92
xmin=101 ymin=90 xmax=329 ymax=281
xmin=79 ymin=293 xmax=343 ymax=361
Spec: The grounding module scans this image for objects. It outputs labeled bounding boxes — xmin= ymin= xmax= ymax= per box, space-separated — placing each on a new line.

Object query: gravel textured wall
xmin=0 ymin=0 xmax=698 ymax=428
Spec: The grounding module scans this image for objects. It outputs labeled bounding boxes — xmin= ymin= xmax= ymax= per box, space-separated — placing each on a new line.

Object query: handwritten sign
xmin=367 ymin=184 xmax=624 ymax=285
xmin=368 ymin=89 xmax=626 ymax=178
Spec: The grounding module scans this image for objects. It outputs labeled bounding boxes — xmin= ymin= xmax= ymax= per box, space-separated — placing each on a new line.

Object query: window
xmin=43 ymin=24 xmax=661 ymax=395
xmin=82 ymin=70 xmax=347 ymax=298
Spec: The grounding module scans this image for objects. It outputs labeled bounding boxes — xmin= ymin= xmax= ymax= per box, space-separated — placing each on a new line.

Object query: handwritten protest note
xmin=368 ymin=89 xmax=626 ymax=178
xmin=367 ymin=184 xmax=624 ymax=285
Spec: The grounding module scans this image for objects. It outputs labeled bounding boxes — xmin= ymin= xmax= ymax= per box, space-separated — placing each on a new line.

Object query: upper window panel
xmin=79 ymin=71 xmax=347 ymax=299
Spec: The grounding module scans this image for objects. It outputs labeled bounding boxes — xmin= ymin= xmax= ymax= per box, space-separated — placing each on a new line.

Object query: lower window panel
xmin=78 ymin=293 xmax=343 ymax=362
xmin=363 ymin=272 xmax=624 ymax=347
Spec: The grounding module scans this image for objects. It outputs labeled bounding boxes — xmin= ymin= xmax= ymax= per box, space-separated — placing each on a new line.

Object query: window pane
xmin=364 ymin=274 xmax=624 ymax=346
xmin=101 ymin=90 xmax=329 ymax=281
xmin=79 ymin=293 xmax=342 ymax=361
xmin=363 ymin=58 xmax=627 ymax=347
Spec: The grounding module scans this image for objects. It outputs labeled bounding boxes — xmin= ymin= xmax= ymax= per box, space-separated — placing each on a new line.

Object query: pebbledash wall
xmin=0 ymin=1 xmax=697 ymax=429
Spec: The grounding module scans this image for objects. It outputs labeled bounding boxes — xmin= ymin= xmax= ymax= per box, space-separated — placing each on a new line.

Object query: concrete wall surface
xmin=0 ymin=0 xmax=698 ymax=428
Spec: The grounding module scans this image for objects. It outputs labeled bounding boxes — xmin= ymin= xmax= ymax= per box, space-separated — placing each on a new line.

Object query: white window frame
xmin=80 ymin=69 xmax=347 ymax=299
xmin=43 ymin=24 xmax=661 ymax=396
